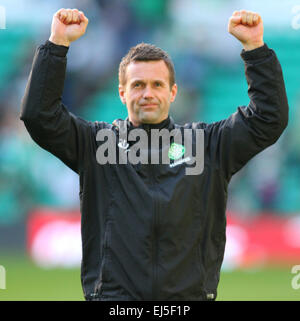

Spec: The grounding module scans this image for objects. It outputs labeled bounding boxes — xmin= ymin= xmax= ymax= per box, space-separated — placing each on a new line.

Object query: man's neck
xmin=129 ymin=116 xmax=170 ymax=128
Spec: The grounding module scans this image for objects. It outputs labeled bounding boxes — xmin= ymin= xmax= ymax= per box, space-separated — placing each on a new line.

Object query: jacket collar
xmin=128 ymin=116 xmax=175 ymax=131
xmin=113 ymin=116 xmax=175 ymax=132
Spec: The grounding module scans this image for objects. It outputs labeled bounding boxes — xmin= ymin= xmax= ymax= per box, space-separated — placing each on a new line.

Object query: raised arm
xmin=20 ymin=9 xmax=91 ymax=173
xmin=209 ymin=10 xmax=289 ymax=179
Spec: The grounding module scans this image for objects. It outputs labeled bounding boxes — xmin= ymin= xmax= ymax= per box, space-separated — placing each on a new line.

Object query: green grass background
xmin=0 ymin=253 xmax=299 ymax=301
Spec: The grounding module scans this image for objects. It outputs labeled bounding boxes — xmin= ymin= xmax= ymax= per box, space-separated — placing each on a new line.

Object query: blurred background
xmin=0 ymin=0 xmax=300 ymax=300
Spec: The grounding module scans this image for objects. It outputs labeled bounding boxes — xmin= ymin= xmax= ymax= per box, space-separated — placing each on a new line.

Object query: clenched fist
xmin=228 ymin=10 xmax=264 ymax=51
xmin=49 ymin=8 xmax=89 ymax=47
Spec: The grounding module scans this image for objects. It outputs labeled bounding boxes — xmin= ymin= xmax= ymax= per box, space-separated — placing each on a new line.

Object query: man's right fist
xmin=49 ymin=8 xmax=89 ymax=47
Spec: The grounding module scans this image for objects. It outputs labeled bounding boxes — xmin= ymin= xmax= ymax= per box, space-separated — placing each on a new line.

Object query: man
xmin=20 ymin=8 xmax=288 ymax=300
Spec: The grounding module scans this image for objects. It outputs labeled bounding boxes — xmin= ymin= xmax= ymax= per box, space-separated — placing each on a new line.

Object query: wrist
xmin=242 ymin=40 xmax=264 ymax=51
xmin=49 ymin=35 xmax=70 ymax=47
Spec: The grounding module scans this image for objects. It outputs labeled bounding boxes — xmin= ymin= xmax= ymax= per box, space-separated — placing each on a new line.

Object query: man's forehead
xmin=126 ymin=60 xmax=170 ymax=81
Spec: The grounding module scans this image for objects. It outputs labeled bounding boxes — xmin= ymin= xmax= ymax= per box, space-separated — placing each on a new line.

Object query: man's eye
xmin=134 ymin=83 xmax=141 ymax=88
xmin=155 ymin=82 xmax=162 ymax=87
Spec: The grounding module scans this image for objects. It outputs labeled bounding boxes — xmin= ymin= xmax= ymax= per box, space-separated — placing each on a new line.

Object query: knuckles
xmin=229 ymin=10 xmax=261 ymax=26
xmin=56 ymin=8 xmax=87 ymax=24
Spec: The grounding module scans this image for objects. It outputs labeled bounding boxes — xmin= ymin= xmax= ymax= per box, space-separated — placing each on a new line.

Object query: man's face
xmin=119 ymin=60 xmax=177 ymax=127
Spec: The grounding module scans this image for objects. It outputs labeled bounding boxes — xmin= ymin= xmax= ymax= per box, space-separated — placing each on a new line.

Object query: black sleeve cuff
xmin=44 ymin=40 xmax=69 ymax=57
xmin=240 ymin=43 xmax=272 ymax=62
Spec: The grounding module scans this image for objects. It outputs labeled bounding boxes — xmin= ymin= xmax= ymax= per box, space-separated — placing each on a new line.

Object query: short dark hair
xmin=119 ymin=43 xmax=175 ymax=87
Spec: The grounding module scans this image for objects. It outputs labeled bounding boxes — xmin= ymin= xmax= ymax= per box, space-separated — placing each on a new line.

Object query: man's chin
xmin=139 ymin=111 xmax=162 ymax=124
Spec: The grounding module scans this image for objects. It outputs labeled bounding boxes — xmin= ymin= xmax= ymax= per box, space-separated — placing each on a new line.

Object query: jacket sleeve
xmin=20 ymin=40 xmax=93 ymax=174
xmin=208 ymin=43 xmax=289 ymax=180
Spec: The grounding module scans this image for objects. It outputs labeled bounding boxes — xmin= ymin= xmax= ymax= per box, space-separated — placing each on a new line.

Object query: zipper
xmin=149 ymin=165 xmax=159 ymax=300
xmin=153 ymin=192 xmax=159 ymax=300
xmin=94 ymin=220 xmax=111 ymax=297
xmin=145 ymin=124 xmax=159 ymax=300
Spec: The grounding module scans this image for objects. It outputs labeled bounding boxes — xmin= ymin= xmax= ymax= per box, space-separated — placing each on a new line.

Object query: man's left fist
xmin=228 ymin=10 xmax=264 ymax=51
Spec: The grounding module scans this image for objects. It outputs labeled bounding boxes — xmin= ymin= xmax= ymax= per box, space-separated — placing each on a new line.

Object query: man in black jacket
xmin=20 ymin=8 xmax=288 ymax=300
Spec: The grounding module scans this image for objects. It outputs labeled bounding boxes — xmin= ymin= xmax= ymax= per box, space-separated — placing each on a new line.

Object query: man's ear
xmin=119 ymin=84 xmax=126 ymax=105
xmin=170 ymin=83 xmax=178 ymax=103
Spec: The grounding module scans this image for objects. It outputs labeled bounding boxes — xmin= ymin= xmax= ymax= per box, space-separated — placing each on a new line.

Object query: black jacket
xmin=20 ymin=40 xmax=288 ymax=301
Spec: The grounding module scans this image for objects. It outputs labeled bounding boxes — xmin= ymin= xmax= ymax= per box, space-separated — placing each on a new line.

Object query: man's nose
xmin=142 ymin=85 xmax=154 ymax=99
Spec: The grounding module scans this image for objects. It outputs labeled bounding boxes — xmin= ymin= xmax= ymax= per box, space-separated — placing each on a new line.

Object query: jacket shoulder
xmin=175 ymin=121 xmax=209 ymax=130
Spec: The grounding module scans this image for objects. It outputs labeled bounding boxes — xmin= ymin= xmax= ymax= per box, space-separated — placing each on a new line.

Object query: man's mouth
xmin=140 ymin=103 xmax=158 ymax=108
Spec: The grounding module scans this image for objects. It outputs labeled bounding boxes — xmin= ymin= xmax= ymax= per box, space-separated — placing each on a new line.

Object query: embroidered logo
xmin=168 ymin=143 xmax=185 ymax=160
xmin=118 ymin=139 xmax=130 ymax=151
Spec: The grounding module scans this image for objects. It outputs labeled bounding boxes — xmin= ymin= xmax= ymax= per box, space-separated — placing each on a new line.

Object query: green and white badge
xmin=168 ymin=143 xmax=185 ymax=160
